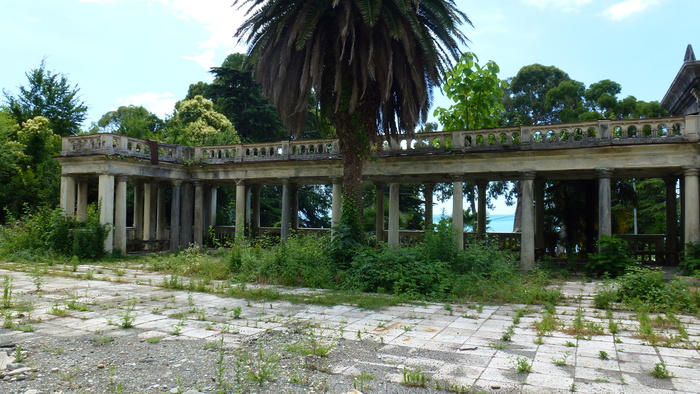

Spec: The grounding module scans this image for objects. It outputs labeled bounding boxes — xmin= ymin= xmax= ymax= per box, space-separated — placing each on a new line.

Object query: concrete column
xmin=143 ymin=183 xmax=154 ymax=241
xmin=683 ymin=167 xmax=700 ymax=245
xmin=245 ymin=187 xmax=252 ymax=224
xmin=375 ymin=183 xmax=385 ymax=242
xmin=209 ymin=186 xmax=218 ymax=228
xmin=76 ymin=180 xmax=88 ymax=221
xmin=476 ymin=180 xmax=488 ymax=239
xmin=170 ymin=180 xmax=182 ymax=252
xmin=251 ymin=185 xmax=261 ymax=237
xmin=388 ymin=183 xmax=400 ymax=246
xmin=180 ymin=182 xmax=194 ymax=246
xmin=597 ymin=168 xmax=612 ymax=241
xmin=194 ymin=182 xmax=204 ymax=246
xmin=424 ymin=183 xmax=434 ymax=230
xmin=114 ymin=175 xmax=128 ymax=254
xmin=331 ymin=179 xmax=342 ymax=238
xmin=281 ymin=180 xmax=291 ymax=240
xmin=98 ymin=174 xmax=115 ymax=253
xmin=452 ymin=180 xmax=464 ymax=250
xmin=133 ymin=181 xmax=143 ymax=241
xmin=535 ymin=180 xmax=546 ymax=254
xmin=157 ymin=184 xmax=166 ymax=240
xmin=520 ymin=172 xmax=536 ymax=270
xmin=149 ymin=183 xmax=157 ymax=241
xmin=235 ymin=181 xmax=246 ymax=240
xmin=59 ymin=175 xmax=76 ymax=217
xmin=290 ymin=183 xmax=299 ymax=230
xmin=680 ymin=177 xmax=686 ymax=246
xmin=664 ymin=177 xmax=679 ymax=264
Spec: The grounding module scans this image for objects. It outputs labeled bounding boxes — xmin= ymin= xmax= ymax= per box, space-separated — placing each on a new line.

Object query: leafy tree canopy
xmin=0 ymin=110 xmax=61 ymax=222
xmin=2 ymin=60 xmax=87 ymax=136
xmin=94 ymin=105 xmax=164 ymax=139
xmin=163 ymin=95 xmax=241 ymax=146
xmin=434 ymin=52 xmax=508 ymax=131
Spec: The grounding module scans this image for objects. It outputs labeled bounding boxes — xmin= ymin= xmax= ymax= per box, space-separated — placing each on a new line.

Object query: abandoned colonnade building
xmin=56 ymin=45 xmax=700 ymax=269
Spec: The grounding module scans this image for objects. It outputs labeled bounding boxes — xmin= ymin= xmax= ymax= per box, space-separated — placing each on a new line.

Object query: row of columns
xmin=60 ymin=167 xmax=697 ymax=269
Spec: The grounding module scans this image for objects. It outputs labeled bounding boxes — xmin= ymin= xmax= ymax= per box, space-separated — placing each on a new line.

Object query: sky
xmin=2 ymin=0 xmax=698 ymax=218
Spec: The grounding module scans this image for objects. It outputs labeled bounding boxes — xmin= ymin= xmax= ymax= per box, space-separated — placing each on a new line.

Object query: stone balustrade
xmin=60 ymin=116 xmax=694 ymax=162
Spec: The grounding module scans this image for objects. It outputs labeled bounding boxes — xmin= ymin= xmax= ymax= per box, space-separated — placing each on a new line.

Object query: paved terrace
xmin=0 ymin=266 xmax=698 ymax=393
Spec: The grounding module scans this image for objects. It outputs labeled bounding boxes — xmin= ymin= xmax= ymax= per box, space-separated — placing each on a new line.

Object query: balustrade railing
xmin=60 ymin=115 xmax=696 ymax=161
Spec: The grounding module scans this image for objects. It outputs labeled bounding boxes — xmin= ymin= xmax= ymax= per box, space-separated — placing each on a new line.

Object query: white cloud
xmin=183 ymin=49 xmax=218 ymax=71
xmin=521 ymin=0 xmax=592 ymax=12
xmin=117 ymin=92 xmax=178 ymax=118
xmin=602 ymin=0 xmax=660 ymax=21
xmin=78 ymin=0 xmax=114 ymax=3
xmin=149 ymin=0 xmax=249 ymax=69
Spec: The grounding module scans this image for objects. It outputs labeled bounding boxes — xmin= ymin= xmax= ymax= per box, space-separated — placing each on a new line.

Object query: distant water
xmin=433 ymin=214 xmax=515 ymax=233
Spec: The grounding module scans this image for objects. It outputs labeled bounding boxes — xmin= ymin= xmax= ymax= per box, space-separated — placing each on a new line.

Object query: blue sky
xmin=3 ymin=0 xmax=696 ymax=218
xmin=1 ymin=0 xmax=697 ymax=129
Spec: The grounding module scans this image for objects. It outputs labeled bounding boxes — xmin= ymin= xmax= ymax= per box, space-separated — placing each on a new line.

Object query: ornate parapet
xmin=59 ymin=115 xmax=695 ymax=164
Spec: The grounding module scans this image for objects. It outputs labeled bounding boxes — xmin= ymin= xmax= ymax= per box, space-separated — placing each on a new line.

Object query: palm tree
xmin=235 ymin=0 xmax=470 ymax=233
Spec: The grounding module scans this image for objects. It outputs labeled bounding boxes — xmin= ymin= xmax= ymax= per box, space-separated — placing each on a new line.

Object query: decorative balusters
xmin=58 ymin=116 xmax=692 ymax=161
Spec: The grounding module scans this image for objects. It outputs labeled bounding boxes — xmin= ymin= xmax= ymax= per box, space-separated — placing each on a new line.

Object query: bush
xmin=593 ymin=283 xmax=620 ymax=309
xmin=229 ymin=235 xmax=336 ymax=288
xmin=616 ymin=266 xmax=697 ymax=313
xmin=0 ymin=205 xmax=110 ymax=260
xmin=679 ymin=242 xmax=700 ymax=275
xmin=586 ymin=235 xmax=637 ymax=277
xmin=346 ymin=246 xmax=450 ymax=299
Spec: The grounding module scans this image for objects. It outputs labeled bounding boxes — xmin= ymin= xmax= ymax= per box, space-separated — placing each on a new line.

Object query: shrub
xmin=346 ymin=246 xmax=450 ymax=299
xmin=679 ymin=242 xmax=700 ymax=275
xmin=617 ymin=266 xmax=697 ymax=313
xmin=0 ymin=205 xmax=109 ymax=260
xmin=229 ymin=235 xmax=336 ymax=288
xmin=593 ymin=283 xmax=620 ymax=310
xmin=586 ymin=235 xmax=637 ymax=277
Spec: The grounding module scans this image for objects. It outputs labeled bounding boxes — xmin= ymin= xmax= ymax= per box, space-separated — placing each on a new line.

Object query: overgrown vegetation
xmin=593 ymin=266 xmax=699 ymax=313
xmin=0 ymin=205 xmax=110 ymax=260
xmin=224 ymin=221 xmax=562 ymax=304
xmin=586 ymin=235 xmax=637 ymax=278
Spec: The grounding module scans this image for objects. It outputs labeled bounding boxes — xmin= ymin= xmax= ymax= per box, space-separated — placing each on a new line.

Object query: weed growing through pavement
xmin=2 ymin=275 xmax=13 ymax=309
xmin=286 ymin=328 xmax=336 ymax=357
xmin=353 ymin=371 xmax=375 ymax=391
xmin=146 ymin=336 xmax=162 ymax=344
xmin=91 ymin=333 xmax=115 ymax=346
xmin=231 ymin=306 xmax=242 ymax=319
xmin=401 ymin=367 xmax=428 ymax=387
xmin=650 ymin=362 xmax=674 ymax=378
xmin=598 ymin=350 xmax=609 ymax=360
xmin=511 ymin=356 xmax=532 ymax=374
xmin=564 ymin=308 xmax=604 ymax=339
xmin=48 ymin=304 xmax=70 ymax=317
xmin=551 ymin=351 xmax=571 ymax=366
xmin=30 ymin=266 xmax=46 ymax=292
xmin=213 ymin=336 xmax=229 ymax=392
xmin=171 ymin=316 xmax=186 ymax=335
xmin=501 ymin=325 xmax=515 ymax=342
xmin=534 ymin=310 xmax=559 ymax=336
xmin=14 ymin=345 xmax=24 ymax=362
xmin=120 ymin=299 xmax=137 ymax=328
xmin=244 ymin=344 xmax=280 ymax=385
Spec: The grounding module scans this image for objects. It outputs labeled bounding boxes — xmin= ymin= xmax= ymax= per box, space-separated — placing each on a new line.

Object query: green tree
xmin=434 ymin=52 xmax=507 ymax=131
xmin=235 ymin=0 xmax=469 ymax=238
xmin=0 ymin=112 xmax=61 ymax=222
xmin=163 ymin=95 xmax=241 ymax=146
xmin=94 ymin=105 xmax=164 ymax=139
xmin=3 ymin=60 xmax=87 ymax=136
xmin=199 ymin=53 xmax=287 ymax=142
xmin=502 ymin=64 xmax=570 ymax=126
